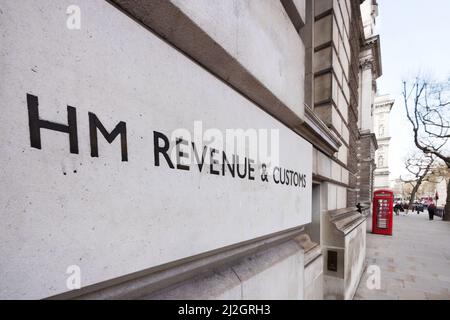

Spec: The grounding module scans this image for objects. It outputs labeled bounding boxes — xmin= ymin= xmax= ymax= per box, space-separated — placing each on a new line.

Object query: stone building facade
xmin=373 ymin=95 xmax=395 ymax=190
xmin=310 ymin=0 xmax=381 ymax=299
xmin=356 ymin=0 xmax=382 ymax=206
xmin=0 ymin=0 xmax=382 ymax=300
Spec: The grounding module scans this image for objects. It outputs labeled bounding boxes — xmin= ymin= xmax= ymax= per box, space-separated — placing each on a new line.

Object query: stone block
xmin=314 ymin=47 xmax=332 ymax=73
xmin=314 ymin=73 xmax=332 ymax=103
xmin=314 ymin=15 xmax=332 ymax=47
xmin=314 ymin=0 xmax=333 ymax=16
xmin=317 ymin=148 xmax=332 ymax=179
xmin=171 ymin=0 xmax=306 ymax=120
xmin=304 ymin=256 xmax=324 ymax=300
xmin=232 ymin=241 xmax=304 ymax=300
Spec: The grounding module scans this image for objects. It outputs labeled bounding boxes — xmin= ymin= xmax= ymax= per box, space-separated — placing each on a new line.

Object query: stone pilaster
xmin=357 ymin=132 xmax=378 ymax=205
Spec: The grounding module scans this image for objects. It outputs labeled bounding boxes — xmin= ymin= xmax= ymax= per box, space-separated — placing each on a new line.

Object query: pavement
xmin=354 ymin=211 xmax=450 ymax=300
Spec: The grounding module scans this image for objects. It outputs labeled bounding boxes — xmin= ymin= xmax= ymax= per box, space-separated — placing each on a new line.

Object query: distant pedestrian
xmin=428 ymin=202 xmax=436 ymax=221
xmin=394 ymin=202 xmax=401 ymax=216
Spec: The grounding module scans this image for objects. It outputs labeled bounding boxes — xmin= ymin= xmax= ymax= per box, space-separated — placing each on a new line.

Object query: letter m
xmin=89 ymin=112 xmax=128 ymax=162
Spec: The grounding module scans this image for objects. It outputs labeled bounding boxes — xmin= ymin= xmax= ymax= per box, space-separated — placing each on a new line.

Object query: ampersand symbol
xmin=261 ymin=164 xmax=269 ymax=182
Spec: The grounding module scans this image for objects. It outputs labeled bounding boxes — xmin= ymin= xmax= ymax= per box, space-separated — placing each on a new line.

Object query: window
xmin=379 ymin=124 xmax=385 ymax=137
xmin=378 ymin=155 xmax=384 ymax=167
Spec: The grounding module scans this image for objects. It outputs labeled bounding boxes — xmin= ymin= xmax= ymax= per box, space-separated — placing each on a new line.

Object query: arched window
xmin=379 ymin=124 xmax=385 ymax=137
xmin=378 ymin=155 xmax=384 ymax=167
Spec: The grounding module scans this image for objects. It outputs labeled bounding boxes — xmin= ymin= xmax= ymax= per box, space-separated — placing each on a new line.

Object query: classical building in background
xmin=373 ymin=95 xmax=395 ymax=190
xmin=0 ymin=0 xmax=383 ymax=300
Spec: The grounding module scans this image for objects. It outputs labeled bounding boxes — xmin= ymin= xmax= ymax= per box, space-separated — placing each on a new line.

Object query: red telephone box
xmin=372 ymin=190 xmax=394 ymax=236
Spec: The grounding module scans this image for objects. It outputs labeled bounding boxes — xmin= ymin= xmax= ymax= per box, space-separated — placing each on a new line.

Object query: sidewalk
xmin=354 ymin=211 xmax=450 ymax=300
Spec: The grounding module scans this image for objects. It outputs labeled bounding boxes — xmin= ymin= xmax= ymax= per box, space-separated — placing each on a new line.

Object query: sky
xmin=376 ymin=0 xmax=450 ymax=180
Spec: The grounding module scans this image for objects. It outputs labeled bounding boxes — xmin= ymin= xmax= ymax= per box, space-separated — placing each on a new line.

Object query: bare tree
xmin=403 ymin=77 xmax=450 ymax=220
xmin=401 ymin=153 xmax=435 ymax=213
xmin=424 ymin=165 xmax=450 ymax=201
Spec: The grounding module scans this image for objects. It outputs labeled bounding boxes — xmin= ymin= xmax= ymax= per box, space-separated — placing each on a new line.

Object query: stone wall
xmin=357 ymin=133 xmax=377 ymax=204
xmin=0 ymin=0 xmax=313 ymax=299
xmin=346 ymin=0 xmax=363 ymax=207
xmin=344 ymin=220 xmax=367 ymax=300
xmin=304 ymin=255 xmax=324 ymax=300
xmin=0 ymin=0 xmax=380 ymax=300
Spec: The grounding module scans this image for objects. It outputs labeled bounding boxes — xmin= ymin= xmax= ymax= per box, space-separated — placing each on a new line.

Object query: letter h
xmin=27 ymin=93 xmax=79 ymax=154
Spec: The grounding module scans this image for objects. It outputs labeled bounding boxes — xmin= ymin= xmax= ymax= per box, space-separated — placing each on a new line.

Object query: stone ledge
xmin=146 ymin=237 xmax=305 ymax=300
xmin=295 ymin=233 xmax=322 ymax=266
xmin=49 ymin=226 xmax=305 ymax=300
xmin=328 ymin=207 xmax=367 ymax=235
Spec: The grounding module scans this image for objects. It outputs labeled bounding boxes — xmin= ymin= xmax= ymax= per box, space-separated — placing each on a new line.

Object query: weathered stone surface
xmin=304 ymin=255 xmax=324 ymax=300
xmin=145 ymin=238 xmax=305 ymax=300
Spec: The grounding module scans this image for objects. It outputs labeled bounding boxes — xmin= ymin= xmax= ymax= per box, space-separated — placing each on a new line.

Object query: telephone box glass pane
xmin=377 ymin=199 xmax=388 ymax=229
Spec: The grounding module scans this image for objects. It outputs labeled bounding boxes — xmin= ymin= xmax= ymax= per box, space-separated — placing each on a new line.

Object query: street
xmin=355 ymin=211 xmax=450 ymax=300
